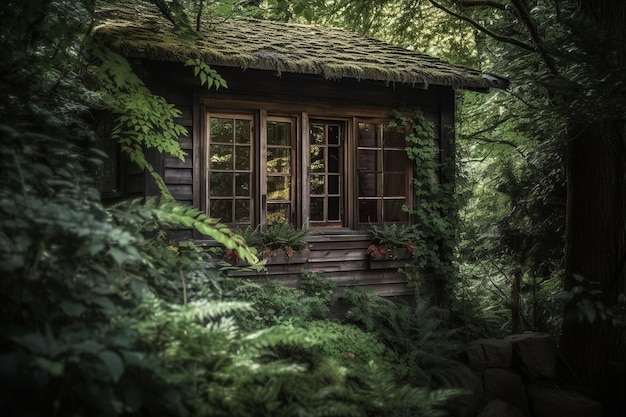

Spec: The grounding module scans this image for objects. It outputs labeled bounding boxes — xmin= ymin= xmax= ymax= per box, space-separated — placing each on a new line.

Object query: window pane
xmin=328 ymin=197 xmax=340 ymax=221
xmin=359 ymin=149 xmax=378 ymax=171
xmin=210 ymin=145 xmax=232 ymax=169
xmin=235 ymin=173 xmax=250 ymax=196
xmin=235 ymin=200 xmax=251 ymax=224
xmin=384 ymin=173 xmax=406 ymax=196
xmin=211 ymin=118 xmax=233 ymax=143
xmin=310 ymin=198 xmax=324 ymax=221
xmin=310 ymin=175 xmax=325 ymax=195
xmin=267 ymin=176 xmax=290 ymax=201
xmin=311 ymin=124 xmax=324 ymax=145
xmin=359 ymin=200 xmax=378 ymax=223
xmin=358 ymin=123 xmax=378 ymax=147
xmin=210 ymin=172 xmax=233 ymax=197
xmin=328 ymin=147 xmax=339 ymax=172
xmin=310 ymin=146 xmax=324 ymax=172
xmin=267 ymin=148 xmax=291 ymax=173
xmin=235 ymin=146 xmax=250 ymax=170
xmin=328 ymin=125 xmax=339 ymax=145
xmin=328 ymin=175 xmax=339 ymax=195
xmin=267 ymin=203 xmax=290 ymax=225
xmin=210 ymin=199 xmax=232 ymax=222
xmin=384 ymin=199 xmax=407 ymax=222
xmin=384 ymin=150 xmax=408 ymax=171
xmin=359 ymin=172 xmax=378 ymax=197
xmin=383 ymin=125 xmax=405 ymax=147
xmin=235 ymin=119 xmax=251 ymax=143
xmin=267 ymin=121 xmax=291 ymax=145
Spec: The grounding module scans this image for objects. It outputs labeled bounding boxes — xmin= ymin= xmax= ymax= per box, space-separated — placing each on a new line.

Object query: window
xmin=207 ymin=115 xmax=253 ymax=226
xmin=266 ymin=118 xmax=295 ymax=225
xmin=204 ymin=111 xmax=413 ymax=229
xmin=309 ymin=121 xmax=344 ymax=226
xmin=357 ymin=122 xmax=411 ymax=224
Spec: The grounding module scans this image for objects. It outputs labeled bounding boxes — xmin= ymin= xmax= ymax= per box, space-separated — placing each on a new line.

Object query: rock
xmin=527 ymin=385 xmax=602 ymax=417
xmin=445 ymin=366 xmax=484 ymax=417
xmin=477 ymin=399 xmax=527 ymax=417
xmin=484 ymin=368 xmax=529 ymax=415
xmin=506 ymin=333 xmax=557 ymax=381
xmin=465 ymin=338 xmax=513 ymax=370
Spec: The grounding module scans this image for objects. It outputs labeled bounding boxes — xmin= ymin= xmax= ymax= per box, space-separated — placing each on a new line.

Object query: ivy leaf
xmin=98 ymin=350 xmax=124 ymax=383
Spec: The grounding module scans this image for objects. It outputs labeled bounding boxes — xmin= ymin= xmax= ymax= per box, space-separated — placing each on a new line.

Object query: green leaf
xmin=60 ymin=301 xmax=86 ymax=317
xmin=92 ymin=296 xmax=118 ymax=315
xmin=130 ymin=278 xmax=150 ymax=298
xmin=98 ymin=350 xmax=124 ymax=382
xmin=12 ymin=333 xmax=48 ymax=355
xmin=34 ymin=357 xmax=64 ymax=377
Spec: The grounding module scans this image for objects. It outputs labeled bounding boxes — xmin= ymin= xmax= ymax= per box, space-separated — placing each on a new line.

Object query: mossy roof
xmin=93 ymin=2 xmax=507 ymax=91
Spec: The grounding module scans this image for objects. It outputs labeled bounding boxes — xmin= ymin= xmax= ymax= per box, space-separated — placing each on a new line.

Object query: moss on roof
xmin=93 ymin=2 xmax=507 ymax=91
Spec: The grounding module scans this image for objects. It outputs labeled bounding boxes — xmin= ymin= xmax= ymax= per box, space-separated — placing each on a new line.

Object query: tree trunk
xmin=561 ymin=120 xmax=626 ymax=416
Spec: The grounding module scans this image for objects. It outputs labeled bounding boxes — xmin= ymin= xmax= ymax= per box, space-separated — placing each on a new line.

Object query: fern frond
xmin=148 ymin=198 xmax=259 ymax=264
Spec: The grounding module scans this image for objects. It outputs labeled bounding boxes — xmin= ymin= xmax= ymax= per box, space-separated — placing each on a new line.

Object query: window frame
xmin=200 ymin=106 xmax=415 ymax=232
xmin=355 ymin=119 xmax=413 ymax=226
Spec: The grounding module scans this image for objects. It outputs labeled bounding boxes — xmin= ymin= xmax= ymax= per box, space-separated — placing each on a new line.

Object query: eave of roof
xmin=92 ymin=2 xmax=508 ymax=91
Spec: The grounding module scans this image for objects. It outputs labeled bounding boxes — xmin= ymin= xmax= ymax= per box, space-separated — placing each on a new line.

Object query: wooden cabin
xmin=93 ymin=3 xmax=505 ymax=297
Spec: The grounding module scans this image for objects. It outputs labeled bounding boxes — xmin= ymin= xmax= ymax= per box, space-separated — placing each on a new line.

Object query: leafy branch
xmin=184 ymin=58 xmax=228 ymax=90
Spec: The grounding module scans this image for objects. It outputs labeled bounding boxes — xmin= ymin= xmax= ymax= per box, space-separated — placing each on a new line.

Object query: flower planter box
xmin=263 ymin=251 xmax=309 ymax=265
xmin=226 ymin=250 xmax=310 ymax=277
xmin=368 ymin=247 xmax=412 ymax=270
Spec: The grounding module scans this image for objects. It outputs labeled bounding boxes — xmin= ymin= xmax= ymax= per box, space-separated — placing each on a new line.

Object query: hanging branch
xmin=457 ymin=0 xmax=508 ymax=10
xmin=509 ymin=0 xmax=560 ymax=76
xmin=427 ymin=0 xmax=537 ymax=52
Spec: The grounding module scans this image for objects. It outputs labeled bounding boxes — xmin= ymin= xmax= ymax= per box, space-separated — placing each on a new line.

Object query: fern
xmin=343 ymin=288 xmax=467 ymax=388
xmin=148 ymin=198 xmax=259 ymax=264
xmin=257 ymin=223 xmax=310 ymax=254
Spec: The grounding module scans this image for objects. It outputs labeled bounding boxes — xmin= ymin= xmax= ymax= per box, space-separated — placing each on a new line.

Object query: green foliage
xmin=184 ymin=58 xmax=228 ymax=90
xmin=256 ymin=222 xmax=310 ymax=255
xmin=149 ymin=198 xmax=258 ymax=264
xmin=242 ymin=0 xmax=325 ymax=22
xmin=556 ymin=274 xmax=626 ymax=327
xmin=90 ymin=44 xmax=188 ymax=198
xmin=305 ymin=320 xmax=386 ymax=368
xmin=221 ymin=278 xmax=313 ymax=328
xmin=342 ymin=288 xmax=468 ymax=388
xmin=298 ymin=269 xmax=337 ymax=317
xmin=369 ymin=222 xmax=414 ymax=249
xmin=391 ymin=108 xmax=459 ymax=304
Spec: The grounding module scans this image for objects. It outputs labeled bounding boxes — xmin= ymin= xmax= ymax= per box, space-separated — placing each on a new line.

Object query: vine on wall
xmin=391 ymin=108 xmax=458 ymax=305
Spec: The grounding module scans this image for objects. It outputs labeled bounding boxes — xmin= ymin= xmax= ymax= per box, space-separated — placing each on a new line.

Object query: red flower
xmin=224 ymin=248 xmax=239 ymax=264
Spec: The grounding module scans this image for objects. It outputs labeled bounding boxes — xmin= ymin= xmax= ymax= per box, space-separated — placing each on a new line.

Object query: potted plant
xmin=256 ymin=223 xmax=310 ymax=264
xmin=367 ymin=223 xmax=416 ymax=267
xmin=225 ymin=223 xmax=310 ymax=266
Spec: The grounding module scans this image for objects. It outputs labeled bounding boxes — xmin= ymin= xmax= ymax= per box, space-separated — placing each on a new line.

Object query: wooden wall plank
xmin=164 ymin=168 xmax=192 ymax=184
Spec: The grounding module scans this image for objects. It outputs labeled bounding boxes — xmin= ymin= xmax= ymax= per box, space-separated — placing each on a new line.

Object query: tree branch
xmin=457 ymin=0 xmax=508 ymax=10
xmin=510 ymin=0 xmax=560 ymax=76
xmin=427 ymin=0 xmax=537 ymax=52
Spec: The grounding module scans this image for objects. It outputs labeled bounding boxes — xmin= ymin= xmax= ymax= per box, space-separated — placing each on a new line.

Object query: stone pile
xmin=449 ymin=332 xmax=602 ymax=417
